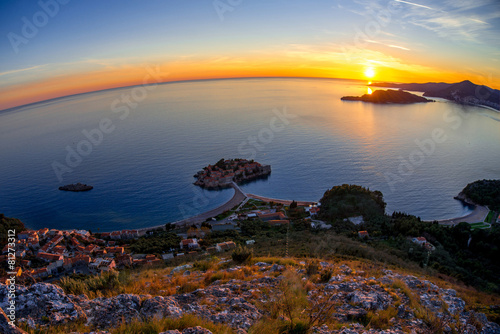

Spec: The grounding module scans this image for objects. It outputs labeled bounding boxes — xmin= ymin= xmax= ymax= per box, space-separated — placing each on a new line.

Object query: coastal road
xmin=433 ymin=205 xmax=489 ymax=226
xmin=171 ymin=182 xmax=247 ymax=229
xmin=246 ymin=193 xmax=316 ymax=207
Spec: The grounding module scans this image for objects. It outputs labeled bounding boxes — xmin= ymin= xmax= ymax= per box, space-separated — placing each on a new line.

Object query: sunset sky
xmin=1 ymin=0 xmax=499 ymax=110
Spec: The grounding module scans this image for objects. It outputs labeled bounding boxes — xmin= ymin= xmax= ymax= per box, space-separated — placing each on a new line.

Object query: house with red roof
xmin=110 ymin=231 xmax=122 ymax=239
xmin=258 ymin=212 xmax=286 ymax=222
xmin=37 ymin=252 xmax=64 ymax=262
xmin=216 ymin=241 xmax=237 ymax=252
xmin=84 ymin=244 xmax=99 ymax=254
xmin=38 ymin=228 xmax=49 ymax=237
xmin=180 ymin=238 xmax=199 ymax=250
xmin=358 ymin=231 xmax=370 ymax=239
xmin=412 ymin=237 xmax=427 ymax=246
xmin=105 ymin=246 xmax=125 ymax=255
xmin=31 ymin=267 xmax=48 ymax=279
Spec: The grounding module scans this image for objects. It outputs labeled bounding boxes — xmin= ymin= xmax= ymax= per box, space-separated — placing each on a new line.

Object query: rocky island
xmin=194 ymin=158 xmax=271 ymax=188
xmin=58 ymin=183 xmax=93 ymax=192
xmin=341 ymin=89 xmax=434 ymax=104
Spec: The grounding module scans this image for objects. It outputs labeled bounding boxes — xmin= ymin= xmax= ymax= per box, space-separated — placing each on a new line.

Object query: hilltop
xmin=370 ymin=81 xmax=500 ymax=111
xmin=2 ymin=256 xmax=500 ymax=334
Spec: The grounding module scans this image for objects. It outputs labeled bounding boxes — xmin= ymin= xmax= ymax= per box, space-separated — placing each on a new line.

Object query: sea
xmin=1 ymin=78 xmax=499 ymax=232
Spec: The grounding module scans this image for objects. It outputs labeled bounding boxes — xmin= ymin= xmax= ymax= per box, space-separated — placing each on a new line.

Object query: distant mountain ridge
xmin=370 ymin=80 xmax=500 ymax=111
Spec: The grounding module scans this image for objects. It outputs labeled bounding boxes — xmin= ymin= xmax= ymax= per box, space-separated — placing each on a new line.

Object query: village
xmin=0 ymin=197 xmax=320 ymax=283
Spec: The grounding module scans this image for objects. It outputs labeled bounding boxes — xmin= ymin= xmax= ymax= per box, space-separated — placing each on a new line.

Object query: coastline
xmin=430 ymin=204 xmax=489 ymax=226
xmin=128 ymin=186 xmax=318 ymax=236
xmin=103 ymin=190 xmax=487 ymax=235
xmin=135 ymin=182 xmax=247 ymax=235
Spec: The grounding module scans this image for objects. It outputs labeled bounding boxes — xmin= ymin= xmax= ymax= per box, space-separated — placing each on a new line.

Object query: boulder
xmin=140 ymin=296 xmax=183 ymax=319
xmin=0 ymin=283 xmax=86 ymax=327
xmin=182 ymin=326 xmax=213 ymax=334
xmin=84 ymin=294 xmax=142 ymax=328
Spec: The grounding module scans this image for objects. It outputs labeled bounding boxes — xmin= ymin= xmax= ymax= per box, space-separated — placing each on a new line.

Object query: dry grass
xmin=52 ymin=254 xmax=500 ymax=333
xmin=365 ymin=306 xmax=398 ymax=330
xmin=110 ymin=314 xmax=235 ymax=334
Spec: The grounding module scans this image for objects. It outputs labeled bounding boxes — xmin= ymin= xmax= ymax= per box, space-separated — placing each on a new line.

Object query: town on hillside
xmin=0 ymin=198 xmax=324 ymax=284
xmin=194 ymin=158 xmax=271 ymax=188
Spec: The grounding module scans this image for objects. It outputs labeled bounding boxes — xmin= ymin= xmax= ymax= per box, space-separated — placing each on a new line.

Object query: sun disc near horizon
xmin=364 ymin=67 xmax=375 ymax=79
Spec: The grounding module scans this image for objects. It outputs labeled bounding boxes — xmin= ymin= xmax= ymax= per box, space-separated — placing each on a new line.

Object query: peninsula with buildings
xmin=193 ymin=158 xmax=271 ymax=188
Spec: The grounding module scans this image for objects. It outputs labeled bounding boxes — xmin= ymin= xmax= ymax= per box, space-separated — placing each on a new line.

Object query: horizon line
xmin=0 ymin=75 xmax=477 ymax=113
xmin=1 ymin=75 xmax=363 ymax=113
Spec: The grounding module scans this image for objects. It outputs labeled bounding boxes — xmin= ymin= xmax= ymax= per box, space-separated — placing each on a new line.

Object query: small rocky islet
xmin=58 ymin=183 xmax=93 ymax=192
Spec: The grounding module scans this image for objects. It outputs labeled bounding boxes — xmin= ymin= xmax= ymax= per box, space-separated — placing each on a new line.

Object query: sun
xmin=364 ymin=67 xmax=375 ymax=79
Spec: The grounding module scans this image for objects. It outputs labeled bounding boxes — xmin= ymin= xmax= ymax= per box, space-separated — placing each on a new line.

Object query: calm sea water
xmin=1 ymin=78 xmax=499 ymax=232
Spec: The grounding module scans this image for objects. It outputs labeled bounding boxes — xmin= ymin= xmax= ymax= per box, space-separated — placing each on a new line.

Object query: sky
xmin=0 ymin=0 xmax=499 ymax=110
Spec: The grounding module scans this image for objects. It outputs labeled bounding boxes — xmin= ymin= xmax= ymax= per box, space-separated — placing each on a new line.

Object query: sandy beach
xmin=432 ymin=205 xmax=489 ymax=226
xmin=136 ymin=182 xmax=247 ymax=234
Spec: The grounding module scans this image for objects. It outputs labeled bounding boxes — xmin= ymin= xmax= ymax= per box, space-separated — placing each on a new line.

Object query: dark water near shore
xmin=1 ymin=78 xmax=499 ymax=232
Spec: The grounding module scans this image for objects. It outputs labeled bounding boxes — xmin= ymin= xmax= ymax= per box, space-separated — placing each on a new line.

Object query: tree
xmin=201 ymin=222 xmax=212 ymax=229
xmin=290 ymin=200 xmax=297 ymax=209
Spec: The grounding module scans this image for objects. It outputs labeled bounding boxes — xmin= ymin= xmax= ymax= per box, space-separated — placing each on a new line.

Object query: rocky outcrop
xmin=59 ymin=183 xmax=93 ymax=192
xmin=454 ymin=190 xmax=477 ymax=206
xmin=160 ymin=327 xmax=213 ymax=334
xmin=1 ymin=264 xmax=500 ymax=333
xmin=0 ymin=283 xmax=86 ymax=327
xmin=0 ymin=308 xmax=27 ymax=334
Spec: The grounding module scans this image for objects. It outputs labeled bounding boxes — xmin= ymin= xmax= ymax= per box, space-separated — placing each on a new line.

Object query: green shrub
xmin=319 ymin=269 xmax=333 ymax=283
xmin=306 ymin=260 xmax=319 ymax=276
xmin=232 ymin=246 xmax=253 ymax=264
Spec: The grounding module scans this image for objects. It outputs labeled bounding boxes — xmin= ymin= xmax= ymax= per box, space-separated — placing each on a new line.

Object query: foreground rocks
xmin=1 ymin=263 xmax=499 ymax=333
xmin=0 ymin=308 xmax=27 ymax=334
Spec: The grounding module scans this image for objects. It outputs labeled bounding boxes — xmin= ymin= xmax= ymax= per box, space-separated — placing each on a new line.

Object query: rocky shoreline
xmin=454 ymin=191 xmax=477 ymax=206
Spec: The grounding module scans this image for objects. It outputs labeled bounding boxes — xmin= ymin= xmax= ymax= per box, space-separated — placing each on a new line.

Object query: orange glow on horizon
xmin=1 ymin=56 xmax=498 ymax=111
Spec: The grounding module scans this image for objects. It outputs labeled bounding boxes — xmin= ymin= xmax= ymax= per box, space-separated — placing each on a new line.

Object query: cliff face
xmin=2 ymin=261 xmax=499 ymax=333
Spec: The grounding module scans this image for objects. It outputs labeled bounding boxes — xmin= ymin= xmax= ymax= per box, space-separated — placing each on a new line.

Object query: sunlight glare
xmin=364 ymin=67 xmax=375 ymax=79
